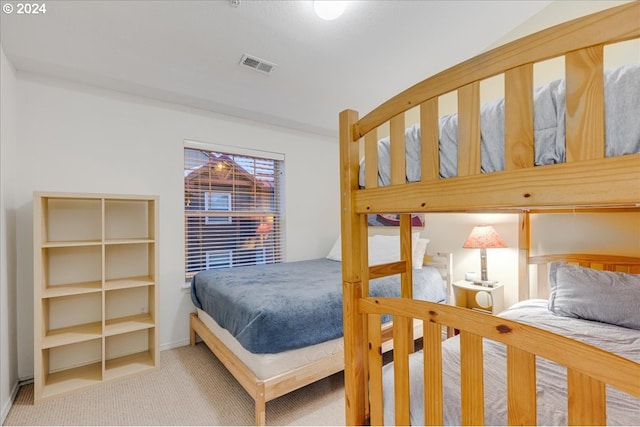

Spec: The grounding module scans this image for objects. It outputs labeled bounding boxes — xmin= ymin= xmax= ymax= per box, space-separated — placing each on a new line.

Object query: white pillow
xmin=326 ymin=235 xmax=343 ymax=261
xmin=412 ymin=238 xmax=430 ymax=269
xmin=326 ymin=233 xmax=420 ymax=265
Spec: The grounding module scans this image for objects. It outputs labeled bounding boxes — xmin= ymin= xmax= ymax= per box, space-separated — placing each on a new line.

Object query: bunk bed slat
xmin=420 ymin=99 xmax=439 ymax=181
xmin=457 ymin=82 xmax=481 ymax=177
xmin=460 ymin=331 xmax=484 ymax=425
xmin=424 ymin=321 xmax=444 ymax=426
xmin=567 ymin=369 xmax=606 ymax=426
xmin=518 ymin=213 xmax=531 ymax=300
xmin=369 ymin=260 xmax=410 ymax=279
xmin=507 ymin=346 xmax=537 ymax=425
xmin=367 ymin=314 xmax=384 ymax=426
xmin=365 ymin=131 xmax=379 ymax=188
xmin=400 ymin=215 xmax=415 ymax=347
xmin=390 ymin=115 xmax=406 ymax=185
xmin=400 ymin=214 xmax=413 ymax=298
xmin=565 ymin=45 xmax=605 ymax=162
xmin=393 ymin=315 xmax=412 ymax=426
xmin=505 ymin=64 xmax=534 ymax=170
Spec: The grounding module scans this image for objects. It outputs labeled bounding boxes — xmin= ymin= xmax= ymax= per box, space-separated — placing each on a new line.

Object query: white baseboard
xmin=1 ymin=378 xmax=20 ymax=425
xmin=159 ymin=338 xmax=190 ymax=352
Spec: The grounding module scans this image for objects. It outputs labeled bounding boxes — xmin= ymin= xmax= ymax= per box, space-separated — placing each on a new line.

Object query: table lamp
xmin=463 ymin=225 xmax=507 ymax=282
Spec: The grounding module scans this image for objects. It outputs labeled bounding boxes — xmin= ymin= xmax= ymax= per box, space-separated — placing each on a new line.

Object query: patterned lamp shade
xmin=463 ymin=225 xmax=507 ymax=282
xmin=463 ymin=225 xmax=507 ymax=249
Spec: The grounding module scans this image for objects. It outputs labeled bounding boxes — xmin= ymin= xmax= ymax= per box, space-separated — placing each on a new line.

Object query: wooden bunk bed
xmin=338 ymin=3 xmax=640 ymax=425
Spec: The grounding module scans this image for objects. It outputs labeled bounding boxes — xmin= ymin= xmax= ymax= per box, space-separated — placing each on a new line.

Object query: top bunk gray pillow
xmin=548 ymin=262 xmax=640 ymax=330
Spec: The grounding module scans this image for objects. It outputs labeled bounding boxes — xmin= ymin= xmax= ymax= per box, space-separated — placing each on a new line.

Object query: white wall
xmin=530 ymin=212 xmax=640 ymax=257
xmin=0 ymin=45 xmax=19 ymax=422
xmin=13 ymin=72 xmax=339 ymax=379
xmin=494 ymin=0 xmax=634 ymax=45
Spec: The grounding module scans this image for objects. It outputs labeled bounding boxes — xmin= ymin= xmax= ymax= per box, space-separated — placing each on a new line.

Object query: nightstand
xmin=452 ymin=280 xmax=504 ymax=314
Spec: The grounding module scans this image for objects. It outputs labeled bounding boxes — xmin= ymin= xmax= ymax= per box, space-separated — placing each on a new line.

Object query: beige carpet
xmin=4 ymin=343 xmax=346 ymax=426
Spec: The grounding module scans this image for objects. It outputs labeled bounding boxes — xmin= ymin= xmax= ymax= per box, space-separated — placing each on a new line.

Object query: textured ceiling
xmin=1 ymin=0 xmax=558 ymax=137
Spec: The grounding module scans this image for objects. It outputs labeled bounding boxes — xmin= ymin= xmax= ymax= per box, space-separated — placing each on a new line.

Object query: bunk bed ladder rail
xmin=361 ymin=298 xmax=640 ymax=426
xmin=341 ymin=107 xmax=420 ymax=425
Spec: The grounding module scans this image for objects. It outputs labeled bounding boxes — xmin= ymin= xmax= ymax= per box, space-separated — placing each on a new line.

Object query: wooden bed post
xmin=255 ymin=383 xmax=266 ymax=426
xmin=340 ymin=109 xmax=367 ymax=425
xmin=518 ymin=212 xmax=530 ymax=301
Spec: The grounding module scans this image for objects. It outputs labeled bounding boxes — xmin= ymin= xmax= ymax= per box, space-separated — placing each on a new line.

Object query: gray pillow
xmin=548 ymin=262 xmax=640 ymax=330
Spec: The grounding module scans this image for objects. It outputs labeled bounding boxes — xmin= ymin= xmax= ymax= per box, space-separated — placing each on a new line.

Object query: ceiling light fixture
xmin=313 ymin=1 xmax=347 ymax=20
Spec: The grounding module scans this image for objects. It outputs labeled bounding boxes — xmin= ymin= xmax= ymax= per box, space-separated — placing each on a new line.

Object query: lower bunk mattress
xmin=191 ymin=258 xmax=446 ymax=354
xmin=382 ymin=299 xmax=640 ymax=426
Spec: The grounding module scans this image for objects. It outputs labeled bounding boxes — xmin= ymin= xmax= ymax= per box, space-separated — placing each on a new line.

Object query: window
xmin=184 ymin=141 xmax=285 ymax=279
xmin=205 ymin=250 xmax=233 ymax=270
xmin=204 ymin=192 xmax=231 ymax=224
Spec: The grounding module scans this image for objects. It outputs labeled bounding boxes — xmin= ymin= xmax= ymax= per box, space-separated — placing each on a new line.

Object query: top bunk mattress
xmin=191 ymin=258 xmax=446 ymax=354
xmin=360 ymin=63 xmax=640 ymax=187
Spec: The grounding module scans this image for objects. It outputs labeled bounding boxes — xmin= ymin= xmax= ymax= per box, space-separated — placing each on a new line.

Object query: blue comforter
xmin=191 ymin=258 xmax=446 ymax=354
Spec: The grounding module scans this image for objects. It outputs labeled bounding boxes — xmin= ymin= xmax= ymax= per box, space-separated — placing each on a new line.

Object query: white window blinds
xmin=184 ymin=144 xmax=284 ymax=279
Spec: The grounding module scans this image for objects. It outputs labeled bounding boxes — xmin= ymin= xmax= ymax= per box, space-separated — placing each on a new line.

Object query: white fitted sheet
xmin=196 ymin=308 xmax=344 ymax=380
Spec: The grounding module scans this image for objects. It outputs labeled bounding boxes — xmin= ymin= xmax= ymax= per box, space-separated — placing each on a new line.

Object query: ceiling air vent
xmin=240 ymin=53 xmax=276 ymax=75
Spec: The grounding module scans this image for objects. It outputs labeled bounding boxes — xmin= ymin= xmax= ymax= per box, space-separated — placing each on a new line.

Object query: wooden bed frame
xmin=190 ymin=311 xmax=343 ymax=426
xmin=338 ymin=3 xmax=640 ymax=425
xmin=189 ymin=252 xmax=451 ymax=426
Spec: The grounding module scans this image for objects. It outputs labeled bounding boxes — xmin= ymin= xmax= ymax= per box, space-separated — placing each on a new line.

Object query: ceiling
xmin=0 ymin=0 xmax=558 ymax=138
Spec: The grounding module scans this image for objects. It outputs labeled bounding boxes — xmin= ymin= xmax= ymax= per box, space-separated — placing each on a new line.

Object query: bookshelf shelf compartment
xmin=104 ymin=350 xmax=156 ymax=381
xmin=42 ymin=246 xmax=102 ymax=292
xmin=41 ymin=361 xmax=103 ymax=400
xmin=105 ymin=243 xmax=154 ymax=283
xmin=104 ymin=276 xmax=155 ymax=291
xmin=41 ymin=197 xmax=102 ymax=243
xmin=105 ymin=313 xmax=154 ymax=336
xmin=34 ymin=192 xmax=159 ymax=402
xmin=39 ymin=339 xmax=103 ymax=399
xmin=43 ymin=321 xmax=103 ymax=349
xmin=42 ymin=281 xmax=102 ymax=298
xmin=104 ymin=329 xmax=157 ymax=381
